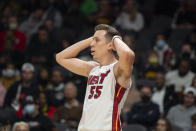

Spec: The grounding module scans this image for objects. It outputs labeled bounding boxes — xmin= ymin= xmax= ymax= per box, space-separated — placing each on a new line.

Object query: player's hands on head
xmin=111 ymin=35 xmax=122 ymax=51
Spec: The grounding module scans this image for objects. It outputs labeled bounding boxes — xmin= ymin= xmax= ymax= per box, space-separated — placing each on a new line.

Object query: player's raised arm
xmin=56 ymin=37 xmax=98 ymax=77
xmin=113 ymin=36 xmax=135 ymax=88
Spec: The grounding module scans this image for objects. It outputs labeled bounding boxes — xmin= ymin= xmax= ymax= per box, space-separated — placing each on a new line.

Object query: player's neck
xmin=99 ymin=53 xmax=117 ymax=67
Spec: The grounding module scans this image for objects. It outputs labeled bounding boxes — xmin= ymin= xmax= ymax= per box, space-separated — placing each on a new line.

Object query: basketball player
xmin=56 ymin=24 xmax=135 ymax=131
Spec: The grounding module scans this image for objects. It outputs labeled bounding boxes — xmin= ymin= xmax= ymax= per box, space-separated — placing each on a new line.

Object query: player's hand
xmin=112 ymin=35 xmax=122 ymax=51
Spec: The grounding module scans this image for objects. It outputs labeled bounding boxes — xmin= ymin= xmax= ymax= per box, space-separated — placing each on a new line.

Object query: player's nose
xmin=90 ymin=40 xmax=95 ymax=47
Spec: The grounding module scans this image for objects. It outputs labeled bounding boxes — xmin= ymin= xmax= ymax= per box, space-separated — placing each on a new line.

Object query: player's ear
xmin=107 ymin=42 xmax=113 ymax=51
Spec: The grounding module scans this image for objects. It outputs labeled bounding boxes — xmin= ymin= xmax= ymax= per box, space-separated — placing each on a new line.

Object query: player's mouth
xmin=91 ymin=50 xmax=95 ymax=55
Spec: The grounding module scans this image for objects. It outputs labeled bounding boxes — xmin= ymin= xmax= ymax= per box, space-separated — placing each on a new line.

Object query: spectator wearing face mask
xmin=0 ymin=16 xmax=26 ymax=53
xmin=144 ymin=50 xmax=165 ymax=79
xmin=0 ymin=62 xmax=20 ymax=90
xmin=153 ymin=33 xmax=174 ymax=70
xmin=20 ymin=96 xmax=56 ymax=131
xmin=127 ymin=86 xmax=160 ymax=130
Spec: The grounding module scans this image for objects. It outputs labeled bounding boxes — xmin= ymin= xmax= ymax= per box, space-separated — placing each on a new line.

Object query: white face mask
xmin=2 ymin=69 xmax=15 ymax=78
xmin=156 ymin=40 xmax=165 ymax=49
xmin=23 ymin=104 xmax=35 ymax=115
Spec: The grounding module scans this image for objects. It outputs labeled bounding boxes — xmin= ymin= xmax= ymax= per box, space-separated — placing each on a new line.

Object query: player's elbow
xmin=55 ymin=53 xmax=62 ymax=64
xmin=124 ymin=50 xmax=135 ymax=62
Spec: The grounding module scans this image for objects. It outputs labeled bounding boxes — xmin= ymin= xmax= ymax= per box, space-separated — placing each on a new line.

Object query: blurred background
xmin=0 ymin=0 xmax=196 ymax=131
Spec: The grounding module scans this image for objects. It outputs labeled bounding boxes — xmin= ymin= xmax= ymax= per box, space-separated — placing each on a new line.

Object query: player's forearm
xmin=113 ymin=36 xmax=135 ymax=60
xmin=56 ymin=37 xmax=92 ymax=61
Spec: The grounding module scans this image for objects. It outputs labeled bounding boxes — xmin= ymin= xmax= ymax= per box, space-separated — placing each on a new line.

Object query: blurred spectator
xmin=190 ymin=114 xmax=196 ymax=131
xmin=114 ymin=0 xmax=144 ymax=32
xmin=37 ymin=67 xmax=50 ymax=92
xmin=52 ymin=82 xmax=82 ymax=130
xmin=179 ymin=43 xmax=195 ymax=61
xmin=127 ymin=86 xmax=160 ymax=130
xmin=46 ymin=67 xmax=65 ymax=107
xmin=0 ymin=4 xmax=17 ymax=32
xmin=153 ymin=33 xmax=174 ymax=69
xmin=12 ymin=121 xmax=29 ymax=131
xmin=26 ymin=26 xmax=54 ymax=65
xmin=21 ymin=96 xmax=56 ymax=131
xmin=0 ymin=16 xmax=26 ymax=53
xmin=144 ymin=50 xmax=165 ymax=79
xmin=166 ymin=59 xmax=195 ymax=92
xmin=19 ymin=8 xmax=46 ymax=44
xmin=0 ymin=82 xmax=6 ymax=107
xmin=91 ymin=0 xmax=114 ymax=25
xmin=167 ymin=87 xmax=196 ymax=131
xmin=38 ymin=92 xmax=56 ymax=119
xmin=171 ymin=0 xmax=196 ymax=29
xmin=43 ymin=19 xmax=61 ymax=44
xmin=0 ymin=62 xmax=20 ymax=90
xmin=155 ymin=118 xmax=173 ymax=131
xmin=63 ymin=0 xmax=89 ymax=37
xmin=192 ymin=76 xmax=196 ymax=90
xmin=39 ymin=0 xmax=63 ymax=28
xmin=4 ymin=63 xmax=39 ymax=113
xmin=152 ymin=72 xmax=179 ymax=116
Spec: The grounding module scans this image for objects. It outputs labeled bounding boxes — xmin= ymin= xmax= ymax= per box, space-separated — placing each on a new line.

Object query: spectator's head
xmin=192 ymin=76 xmax=196 ymax=89
xmin=51 ymin=68 xmax=63 ymax=86
xmin=99 ymin=0 xmax=111 ymax=12
xmin=44 ymin=19 xmax=54 ymax=32
xmin=191 ymin=114 xmax=196 ymax=130
xmin=178 ymin=59 xmax=190 ymax=77
xmin=183 ymin=87 xmax=196 ymax=108
xmin=140 ymin=86 xmax=152 ymax=104
xmin=123 ymin=0 xmax=136 ymax=13
xmin=21 ymin=63 xmax=35 ymax=83
xmin=156 ymin=118 xmax=172 ymax=131
xmin=32 ymin=8 xmax=44 ymax=20
xmin=2 ymin=6 xmax=12 ymax=18
xmin=38 ymin=26 xmax=49 ymax=43
xmin=180 ymin=43 xmax=192 ymax=59
xmin=155 ymin=72 xmax=165 ymax=90
xmin=64 ymin=82 xmax=77 ymax=100
xmin=8 ymin=16 xmax=18 ymax=31
xmin=147 ymin=50 xmax=159 ymax=66
xmin=23 ymin=95 xmax=39 ymax=117
xmin=155 ymin=33 xmax=167 ymax=49
xmin=2 ymin=62 xmax=18 ymax=78
xmin=12 ymin=121 xmax=29 ymax=131
xmin=38 ymin=92 xmax=48 ymax=107
xmin=38 ymin=67 xmax=50 ymax=85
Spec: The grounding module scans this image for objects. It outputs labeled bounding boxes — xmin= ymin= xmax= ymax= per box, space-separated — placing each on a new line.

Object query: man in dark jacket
xmin=127 ymin=85 xmax=160 ymax=130
xmin=152 ymin=71 xmax=179 ymax=116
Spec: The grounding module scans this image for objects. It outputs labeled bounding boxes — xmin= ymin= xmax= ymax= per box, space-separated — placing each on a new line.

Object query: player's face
xmin=91 ymin=30 xmax=111 ymax=61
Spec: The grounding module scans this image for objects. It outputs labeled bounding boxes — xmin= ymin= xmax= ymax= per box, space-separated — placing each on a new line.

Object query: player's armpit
xmin=56 ymin=58 xmax=98 ymax=77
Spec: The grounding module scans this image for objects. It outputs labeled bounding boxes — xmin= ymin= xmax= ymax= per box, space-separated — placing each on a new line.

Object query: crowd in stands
xmin=0 ymin=0 xmax=196 ymax=131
